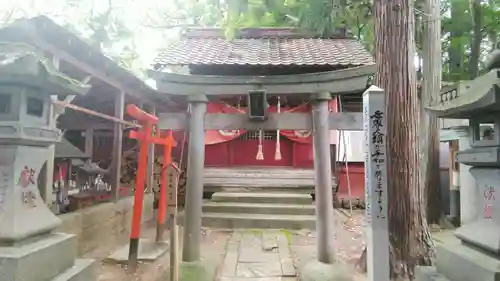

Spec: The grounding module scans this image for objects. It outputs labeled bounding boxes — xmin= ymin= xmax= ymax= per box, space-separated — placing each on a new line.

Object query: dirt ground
xmin=83 ymin=219 xmax=231 ymax=281
xmin=288 ymin=209 xmax=367 ymax=281
xmin=85 ymin=210 xmax=367 ymax=281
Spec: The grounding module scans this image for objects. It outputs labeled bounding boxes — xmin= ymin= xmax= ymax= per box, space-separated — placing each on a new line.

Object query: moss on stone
xmin=178 ymin=260 xmax=216 ymax=281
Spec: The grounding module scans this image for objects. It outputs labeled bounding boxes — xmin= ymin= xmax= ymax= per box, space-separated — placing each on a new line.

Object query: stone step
xmin=200 ymin=212 xmax=315 ymax=229
xmin=415 ymin=266 xmax=450 ymax=281
xmin=204 ymin=177 xmax=318 ymax=187
xmin=211 ymin=192 xmax=313 ymax=204
xmin=202 ymin=202 xmax=316 ymax=215
xmin=51 ymin=259 xmax=97 ymax=281
xmin=204 ymin=167 xmax=317 ymax=178
xmin=213 ymin=186 xmax=313 ymax=194
xmin=0 ymin=233 xmax=78 ymax=281
xmin=435 ymin=241 xmax=500 ymax=281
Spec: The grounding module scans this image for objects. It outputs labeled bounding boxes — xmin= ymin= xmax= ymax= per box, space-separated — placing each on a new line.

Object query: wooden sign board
xmin=166 ymin=163 xmax=180 ymax=281
xmin=166 ymin=163 xmax=180 ymax=214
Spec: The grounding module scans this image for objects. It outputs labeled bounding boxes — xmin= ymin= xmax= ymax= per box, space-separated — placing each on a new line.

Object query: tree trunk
xmin=468 ymin=0 xmax=482 ymax=79
xmin=421 ymin=0 xmax=443 ymax=226
xmin=358 ymin=0 xmax=434 ymax=278
xmin=448 ymin=0 xmax=469 ymax=81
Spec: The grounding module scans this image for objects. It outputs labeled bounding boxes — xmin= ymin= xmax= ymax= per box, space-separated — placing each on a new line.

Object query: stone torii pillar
xmin=311 ymin=92 xmax=335 ymax=263
xmin=300 ymin=91 xmax=353 ymax=281
xmin=180 ymin=94 xmax=214 ymax=279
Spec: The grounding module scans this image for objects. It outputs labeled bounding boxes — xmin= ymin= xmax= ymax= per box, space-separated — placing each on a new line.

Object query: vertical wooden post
xmin=167 ymin=164 xmax=180 ymax=281
xmin=449 ymin=140 xmax=460 ymax=222
xmin=311 ymin=92 xmax=335 ymax=263
xmin=156 ymin=131 xmax=175 ymax=242
xmin=111 ymin=91 xmax=125 ymax=202
xmin=147 ymin=106 xmax=156 ymax=193
xmin=363 ymin=86 xmax=390 ymax=281
xmin=85 ymin=128 xmax=94 ymax=158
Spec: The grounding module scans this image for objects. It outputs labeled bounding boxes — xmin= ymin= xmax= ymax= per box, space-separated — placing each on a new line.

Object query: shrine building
xmin=150 ymin=27 xmax=374 ymax=204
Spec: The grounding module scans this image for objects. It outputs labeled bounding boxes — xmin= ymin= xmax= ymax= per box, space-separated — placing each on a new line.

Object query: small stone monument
xmin=417 ymin=58 xmax=500 ymax=280
xmin=0 ymin=43 xmax=95 ymax=281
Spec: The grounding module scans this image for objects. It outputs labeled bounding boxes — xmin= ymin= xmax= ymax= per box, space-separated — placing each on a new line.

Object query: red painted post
xmin=126 ymin=104 xmax=158 ymax=272
xmin=156 ymin=130 xmax=176 ymax=242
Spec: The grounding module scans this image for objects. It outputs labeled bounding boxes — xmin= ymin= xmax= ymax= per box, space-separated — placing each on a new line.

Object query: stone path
xmin=219 ymin=230 xmax=297 ymax=281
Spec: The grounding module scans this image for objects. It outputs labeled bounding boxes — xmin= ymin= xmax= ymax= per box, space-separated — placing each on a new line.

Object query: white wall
xmin=336 ymin=131 xmax=364 ymax=162
xmin=336 ymin=131 xmax=452 ymax=166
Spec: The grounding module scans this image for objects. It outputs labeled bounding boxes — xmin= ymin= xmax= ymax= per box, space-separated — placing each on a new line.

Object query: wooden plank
xmin=158 ymin=112 xmax=362 ymax=131
xmin=111 ymin=91 xmax=125 ymax=202
xmin=84 ymin=128 xmax=94 ymax=158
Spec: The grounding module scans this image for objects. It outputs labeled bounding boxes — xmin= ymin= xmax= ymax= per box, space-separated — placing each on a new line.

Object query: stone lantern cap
xmin=0 ymin=43 xmax=91 ymax=146
xmin=425 ymin=69 xmax=500 ymax=119
xmin=0 ymin=43 xmax=91 ymax=96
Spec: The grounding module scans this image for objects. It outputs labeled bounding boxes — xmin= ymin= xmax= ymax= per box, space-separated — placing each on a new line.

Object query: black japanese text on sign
xmin=370 ymin=110 xmax=385 ymax=219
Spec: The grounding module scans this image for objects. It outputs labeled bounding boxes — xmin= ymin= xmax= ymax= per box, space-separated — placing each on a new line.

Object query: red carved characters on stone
xmin=18 ymin=166 xmax=35 ymax=188
xmin=17 ymin=166 xmax=37 ymax=208
xmin=484 ymin=185 xmax=496 ymax=219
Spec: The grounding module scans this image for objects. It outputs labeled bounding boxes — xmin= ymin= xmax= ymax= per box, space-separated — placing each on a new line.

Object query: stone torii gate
xmin=150 ymin=64 xmax=389 ymax=281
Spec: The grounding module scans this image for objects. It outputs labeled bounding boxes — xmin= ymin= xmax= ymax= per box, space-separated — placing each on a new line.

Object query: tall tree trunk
xmin=358 ymin=0 xmax=434 ymax=278
xmin=469 ymin=0 xmax=482 ymax=79
xmin=421 ymin=0 xmax=443 ymax=226
xmin=448 ymin=0 xmax=469 ymax=80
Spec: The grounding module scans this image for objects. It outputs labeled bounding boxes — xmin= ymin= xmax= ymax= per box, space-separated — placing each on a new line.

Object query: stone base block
xmin=106 ymin=239 xmax=169 ymax=264
xmin=0 ymin=233 xmax=77 ymax=281
xmin=52 ymin=259 xmax=97 ymax=281
xmin=174 ymin=260 xmax=216 ymax=281
xmin=298 ymin=260 xmax=353 ymax=281
xmin=435 ymin=240 xmax=500 ymax=281
xmin=415 ymin=266 xmax=450 ymax=281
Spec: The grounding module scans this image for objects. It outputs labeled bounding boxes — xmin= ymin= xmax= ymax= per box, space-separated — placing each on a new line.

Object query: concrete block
xmin=177 ymin=260 xmax=216 ymax=281
xmin=107 ymin=239 xmax=169 ymax=264
xmin=51 ymin=259 xmax=97 ymax=281
xmin=211 ymin=192 xmax=312 ymax=205
xmin=82 ymin=203 xmax=115 ymax=228
xmin=435 ymin=241 xmax=500 ymax=281
xmin=0 ymin=233 xmax=77 ymax=281
xmin=193 ymin=213 xmax=316 ymax=229
xmin=202 ymin=202 xmax=315 ymax=215
xmin=298 ymin=260 xmax=353 ymax=281
xmin=415 ymin=266 xmax=451 ymax=281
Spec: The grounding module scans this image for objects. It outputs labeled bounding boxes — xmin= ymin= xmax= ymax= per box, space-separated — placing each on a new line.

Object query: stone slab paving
xmin=219 ymin=230 xmax=298 ymax=281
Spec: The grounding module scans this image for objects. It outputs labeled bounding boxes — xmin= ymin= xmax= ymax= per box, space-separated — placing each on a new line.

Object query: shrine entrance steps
xmin=200 ymin=191 xmax=316 ymax=229
xmin=203 ymin=167 xmax=319 ymax=194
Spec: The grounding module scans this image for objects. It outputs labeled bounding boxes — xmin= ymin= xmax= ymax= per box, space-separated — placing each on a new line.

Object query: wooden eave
xmin=0 ymin=16 xmax=176 ymax=110
xmin=148 ymin=64 xmax=376 ymax=98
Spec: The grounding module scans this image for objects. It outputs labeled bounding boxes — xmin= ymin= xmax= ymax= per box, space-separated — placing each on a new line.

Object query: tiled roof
xmin=152 ymin=28 xmax=374 ymax=67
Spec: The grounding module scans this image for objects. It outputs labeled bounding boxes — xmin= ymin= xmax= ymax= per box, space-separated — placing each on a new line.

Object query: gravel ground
xmin=288 ymin=209 xmax=367 ymax=281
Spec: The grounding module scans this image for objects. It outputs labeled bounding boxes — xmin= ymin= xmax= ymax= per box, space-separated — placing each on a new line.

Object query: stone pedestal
xmin=0 ymin=44 xmax=95 ymax=281
xmin=454 ymin=126 xmax=478 ymax=225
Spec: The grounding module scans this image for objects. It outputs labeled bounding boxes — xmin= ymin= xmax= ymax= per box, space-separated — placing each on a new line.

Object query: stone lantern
xmin=417 ymin=66 xmax=500 ymax=280
xmin=0 ymin=44 xmax=95 ymax=281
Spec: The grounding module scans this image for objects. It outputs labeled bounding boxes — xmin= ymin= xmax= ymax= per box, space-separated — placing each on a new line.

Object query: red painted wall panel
xmin=204 ymin=142 xmax=230 ymax=166
xmin=336 ymin=163 xmax=365 ymax=200
xmin=228 ymin=139 xmax=293 ymax=166
xmin=292 ymin=142 xmax=314 ymax=168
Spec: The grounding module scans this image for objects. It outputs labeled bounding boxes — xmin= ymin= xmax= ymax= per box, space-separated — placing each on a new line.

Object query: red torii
xmin=126 ymin=104 xmax=176 ymax=271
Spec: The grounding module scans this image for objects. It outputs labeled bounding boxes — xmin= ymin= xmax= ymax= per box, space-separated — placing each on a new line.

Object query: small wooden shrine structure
xmin=150 ymin=27 xmax=376 ymax=278
xmin=151 ymin=27 xmax=373 ymax=202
